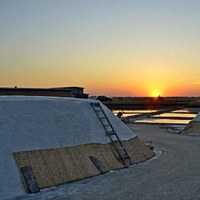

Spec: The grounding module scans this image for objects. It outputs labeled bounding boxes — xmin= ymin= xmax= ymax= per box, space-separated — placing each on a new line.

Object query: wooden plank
xmin=20 ymin=166 xmax=40 ymax=193
xmin=89 ymin=156 xmax=106 ymax=174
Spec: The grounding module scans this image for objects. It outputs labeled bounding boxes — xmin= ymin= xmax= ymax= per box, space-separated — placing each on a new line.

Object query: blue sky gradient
xmin=1 ymin=0 xmax=200 ymax=96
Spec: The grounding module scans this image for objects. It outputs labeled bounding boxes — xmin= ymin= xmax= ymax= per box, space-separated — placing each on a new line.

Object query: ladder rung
xmin=122 ymin=154 xmax=130 ymax=159
xmin=99 ymin=117 xmax=106 ymax=120
xmin=113 ymin=142 xmax=128 ymax=151
xmin=107 ymin=131 xmax=116 ymax=136
xmin=119 ymin=146 xmax=126 ymax=150
xmin=95 ymin=109 xmax=102 ymax=112
xmin=104 ymin=124 xmax=112 ymax=127
xmin=93 ymin=106 xmax=101 ymax=109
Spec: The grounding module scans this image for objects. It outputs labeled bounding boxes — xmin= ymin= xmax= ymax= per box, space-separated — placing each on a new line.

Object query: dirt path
xmin=11 ymin=124 xmax=200 ymax=200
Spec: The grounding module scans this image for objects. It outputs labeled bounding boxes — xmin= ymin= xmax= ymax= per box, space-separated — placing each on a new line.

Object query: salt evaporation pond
xmin=135 ymin=109 xmax=197 ymax=125
xmin=112 ymin=109 xmax=197 ymax=125
xmin=171 ymin=109 xmax=191 ymax=113
xmin=135 ymin=118 xmax=191 ymax=125
xmin=113 ymin=110 xmax=157 ymax=118
xmin=152 ymin=113 xmax=196 ymax=118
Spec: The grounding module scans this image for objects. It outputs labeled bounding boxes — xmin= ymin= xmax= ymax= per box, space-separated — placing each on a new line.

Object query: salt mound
xmin=182 ymin=112 xmax=200 ymax=134
xmin=0 ymin=96 xmax=136 ymax=199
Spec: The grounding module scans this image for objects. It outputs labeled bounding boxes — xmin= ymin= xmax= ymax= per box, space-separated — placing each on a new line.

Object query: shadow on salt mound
xmin=180 ymin=112 xmax=200 ymax=135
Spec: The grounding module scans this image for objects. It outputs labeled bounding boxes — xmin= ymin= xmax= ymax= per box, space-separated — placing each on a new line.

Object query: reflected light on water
xmin=153 ymin=113 xmax=196 ymax=118
xmin=135 ymin=118 xmax=191 ymax=125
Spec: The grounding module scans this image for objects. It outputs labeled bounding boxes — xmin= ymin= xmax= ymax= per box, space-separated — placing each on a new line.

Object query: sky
xmin=0 ymin=0 xmax=200 ymax=97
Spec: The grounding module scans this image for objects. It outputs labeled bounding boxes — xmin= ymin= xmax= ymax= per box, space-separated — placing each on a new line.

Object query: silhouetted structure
xmin=0 ymin=86 xmax=88 ymax=98
xmin=50 ymin=86 xmax=88 ymax=98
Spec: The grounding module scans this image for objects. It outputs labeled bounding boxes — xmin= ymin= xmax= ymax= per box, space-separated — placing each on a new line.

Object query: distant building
xmin=50 ymin=86 xmax=88 ymax=98
xmin=0 ymin=86 xmax=88 ymax=98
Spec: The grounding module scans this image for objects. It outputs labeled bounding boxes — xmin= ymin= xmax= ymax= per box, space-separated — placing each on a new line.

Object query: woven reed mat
xmin=14 ymin=137 xmax=154 ymax=190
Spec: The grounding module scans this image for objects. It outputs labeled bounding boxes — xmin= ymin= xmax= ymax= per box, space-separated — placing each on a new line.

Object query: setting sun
xmin=151 ymin=91 xmax=161 ymax=97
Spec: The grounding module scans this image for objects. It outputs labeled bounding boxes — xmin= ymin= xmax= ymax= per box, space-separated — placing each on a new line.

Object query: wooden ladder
xmin=90 ymin=102 xmax=132 ymax=167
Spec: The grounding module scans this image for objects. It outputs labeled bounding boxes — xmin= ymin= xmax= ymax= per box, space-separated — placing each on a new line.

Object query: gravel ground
xmin=10 ymin=124 xmax=200 ymax=200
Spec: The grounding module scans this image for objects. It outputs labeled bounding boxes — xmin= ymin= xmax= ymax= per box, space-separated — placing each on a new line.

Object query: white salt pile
xmin=182 ymin=112 xmax=200 ymax=134
xmin=0 ymin=96 xmax=136 ymax=199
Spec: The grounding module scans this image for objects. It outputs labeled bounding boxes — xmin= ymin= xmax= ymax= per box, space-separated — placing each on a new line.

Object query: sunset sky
xmin=0 ymin=0 xmax=200 ymax=97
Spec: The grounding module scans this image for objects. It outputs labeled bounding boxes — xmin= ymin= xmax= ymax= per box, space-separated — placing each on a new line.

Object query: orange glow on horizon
xmin=150 ymin=90 xmax=162 ymax=98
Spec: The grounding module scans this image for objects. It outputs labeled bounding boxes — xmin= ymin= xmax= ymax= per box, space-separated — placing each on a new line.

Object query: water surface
xmin=135 ymin=118 xmax=190 ymax=125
